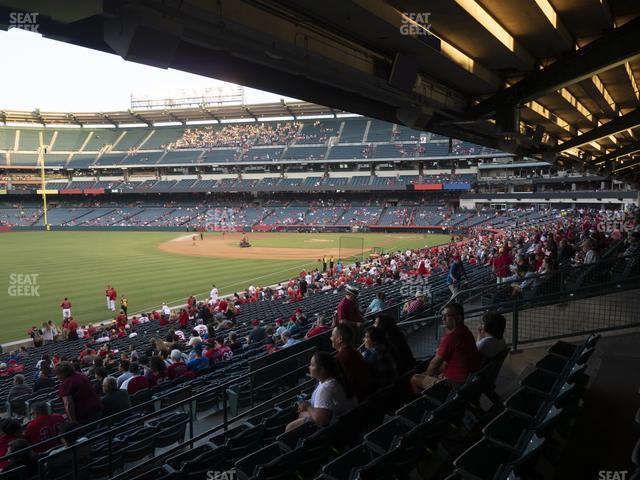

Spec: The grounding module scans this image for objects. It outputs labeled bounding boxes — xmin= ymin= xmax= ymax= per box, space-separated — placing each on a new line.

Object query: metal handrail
xmin=0 ymin=344 xmax=318 ymax=471
xmin=415 ymin=253 xmax=640 ymax=321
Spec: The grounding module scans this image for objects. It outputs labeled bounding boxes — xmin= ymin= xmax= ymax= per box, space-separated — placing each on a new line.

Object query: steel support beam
xmin=613 ymin=158 xmax=640 ymax=173
xmin=556 ymin=108 xmax=640 ymax=152
xmin=472 ymin=16 xmax=640 ymax=116
xmin=595 ymin=141 xmax=640 ymax=164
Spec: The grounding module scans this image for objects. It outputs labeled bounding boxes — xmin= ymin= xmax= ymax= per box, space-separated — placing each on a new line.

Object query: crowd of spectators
xmin=165 ymin=122 xmax=299 ymax=150
xmin=295 ymin=121 xmax=339 ymax=144
xmin=0 ymin=205 xmax=638 ymax=472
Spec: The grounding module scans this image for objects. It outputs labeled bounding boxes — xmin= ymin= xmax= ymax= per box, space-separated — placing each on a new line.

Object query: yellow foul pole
xmin=38 ymin=132 xmax=49 ymax=230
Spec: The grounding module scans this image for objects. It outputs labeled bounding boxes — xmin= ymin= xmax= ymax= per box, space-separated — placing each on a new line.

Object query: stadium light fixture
xmin=453 ymin=0 xmax=534 ymax=69
xmin=533 ymin=0 xmax=574 ymax=48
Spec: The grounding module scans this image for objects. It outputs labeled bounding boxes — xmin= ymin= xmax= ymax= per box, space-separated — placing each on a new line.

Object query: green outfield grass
xmin=0 ymin=231 xmax=449 ymax=344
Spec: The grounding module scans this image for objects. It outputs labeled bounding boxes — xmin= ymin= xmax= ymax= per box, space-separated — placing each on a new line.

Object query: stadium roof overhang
xmin=0 ymin=103 xmax=349 ymax=127
xmin=1 ymin=0 xmax=640 ymax=183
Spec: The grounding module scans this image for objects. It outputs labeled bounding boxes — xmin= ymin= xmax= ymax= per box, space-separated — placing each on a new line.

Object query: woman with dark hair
xmin=145 ymin=356 xmax=168 ymax=387
xmin=285 ymin=352 xmax=356 ymax=432
xmin=476 ymin=311 xmax=507 ymax=359
xmin=2 ymin=439 xmax=38 ymax=476
xmin=34 ymin=364 xmax=55 ymax=392
xmin=362 ymin=326 xmax=398 ymax=389
xmin=35 ymin=353 xmax=53 ymax=374
xmin=0 ymin=419 xmax=23 ymax=470
xmin=374 ymin=315 xmax=416 ymax=372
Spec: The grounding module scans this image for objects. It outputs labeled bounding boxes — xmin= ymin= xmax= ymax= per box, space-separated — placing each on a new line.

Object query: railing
xmin=0 ymin=343 xmax=323 ymax=479
xmin=401 ymin=254 xmax=640 ymax=352
xmin=443 ymin=253 xmax=640 ymax=310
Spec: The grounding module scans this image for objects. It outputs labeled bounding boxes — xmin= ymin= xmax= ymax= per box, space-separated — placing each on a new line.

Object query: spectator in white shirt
xmin=285 ymin=352 xmax=356 ymax=432
xmin=210 ymin=285 xmax=219 ymax=303
xmin=193 ymin=319 xmax=208 ymax=337
xmin=476 ymin=311 xmax=507 ymax=359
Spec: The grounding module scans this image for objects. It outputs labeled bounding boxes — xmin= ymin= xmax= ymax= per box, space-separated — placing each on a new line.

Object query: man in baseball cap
xmin=447 ymin=255 xmax=468 ymax=301
xmin=335 ymin=284 xmax=363 ymax=345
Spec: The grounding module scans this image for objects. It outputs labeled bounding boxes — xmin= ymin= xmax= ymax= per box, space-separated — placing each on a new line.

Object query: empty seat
xmin=174 ymin=444 xmax=229 ymax=479
xmin=396 ymin=395 xmax=441 ymax=424
xmin=321 ymin=443 xmax=377 ymax=480
xmin=275 ymin=419 xmax=318 ymax=450
xmin=147 ymin=411 xmax=189 ymax=447
xmin=116 ymin=426 xmax=158 ymax=463
xmin=129 ymin=466 xmax=182 ymax=480
xmin=454 ymin=433 xmax=545 ymax=480
xmin=234 ymin=443 xmax=289 ymax=479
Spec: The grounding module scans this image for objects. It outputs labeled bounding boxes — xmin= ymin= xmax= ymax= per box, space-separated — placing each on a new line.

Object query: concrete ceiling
xmin=0 ymin=0 xmax=640 ymax=182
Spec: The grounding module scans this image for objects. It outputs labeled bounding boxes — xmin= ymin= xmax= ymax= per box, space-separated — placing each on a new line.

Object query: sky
xmin=0 ymin=28 xmax=300 ymax=112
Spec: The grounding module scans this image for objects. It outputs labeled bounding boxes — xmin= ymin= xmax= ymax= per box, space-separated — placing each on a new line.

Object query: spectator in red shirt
xmin=98 ymin=344 xmax=111 ymax=359
xmin=331 ymin=324 xmax=372 ymax=401
xmin=79 ymin=347 xmax=96 ymax=366
xmin=120 ymin=362 xmax=149 ymax=395
xmin=305 ymin=315 xmax=330 ymax=339
xmin=336 ymin=285 xmax=362 ymax=326
xmin=0 ymin=419 xmax=21 ymax=470
xmin=122 ymin=363 xmax=149 ymax=395
xmin=410 ymin=302 xmax=481 ymax=394
xmin=145 ymin=356 xmax=168 ymax=387
xmin=205 ymin=339 xmax=233 ymax=365
xmin=178 ymin=309 xmax=189 ymax=328
xmin=217 ymin=298 xmax=228 ymax=313
xmin=167 ymin=350 xmax=194 ymax=380
xmin=23 ymin=403 xmax=65 ymax=453
xmin=55 ymin=362 xmax=103 ymax=424
xmin=187 ymin=295 xmax=197 ymax=309
xmin=67 ymin=317 xmax=79 ymax=340
xmin=403 ymin=291 xmax=426 ymax=315
xmin=492 ymin=247 xmax=512 ymax=284
xmin=116 ymin=311 xmax=128 ymax=329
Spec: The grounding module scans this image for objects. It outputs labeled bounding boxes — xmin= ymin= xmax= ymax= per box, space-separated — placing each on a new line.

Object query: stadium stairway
xmin=142 ymin=333 xmax=598 ymax=480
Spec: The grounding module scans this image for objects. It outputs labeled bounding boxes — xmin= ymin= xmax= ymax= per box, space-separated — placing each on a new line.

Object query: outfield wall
xmin=4 ymin=225 xmax=467 ymax=234
xmin=8 ymin=226 xmax=189 ymax=232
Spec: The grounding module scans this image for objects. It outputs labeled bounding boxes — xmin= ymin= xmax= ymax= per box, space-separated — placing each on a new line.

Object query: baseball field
xmin=0 ymin=231 xmax=449 ymax=344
